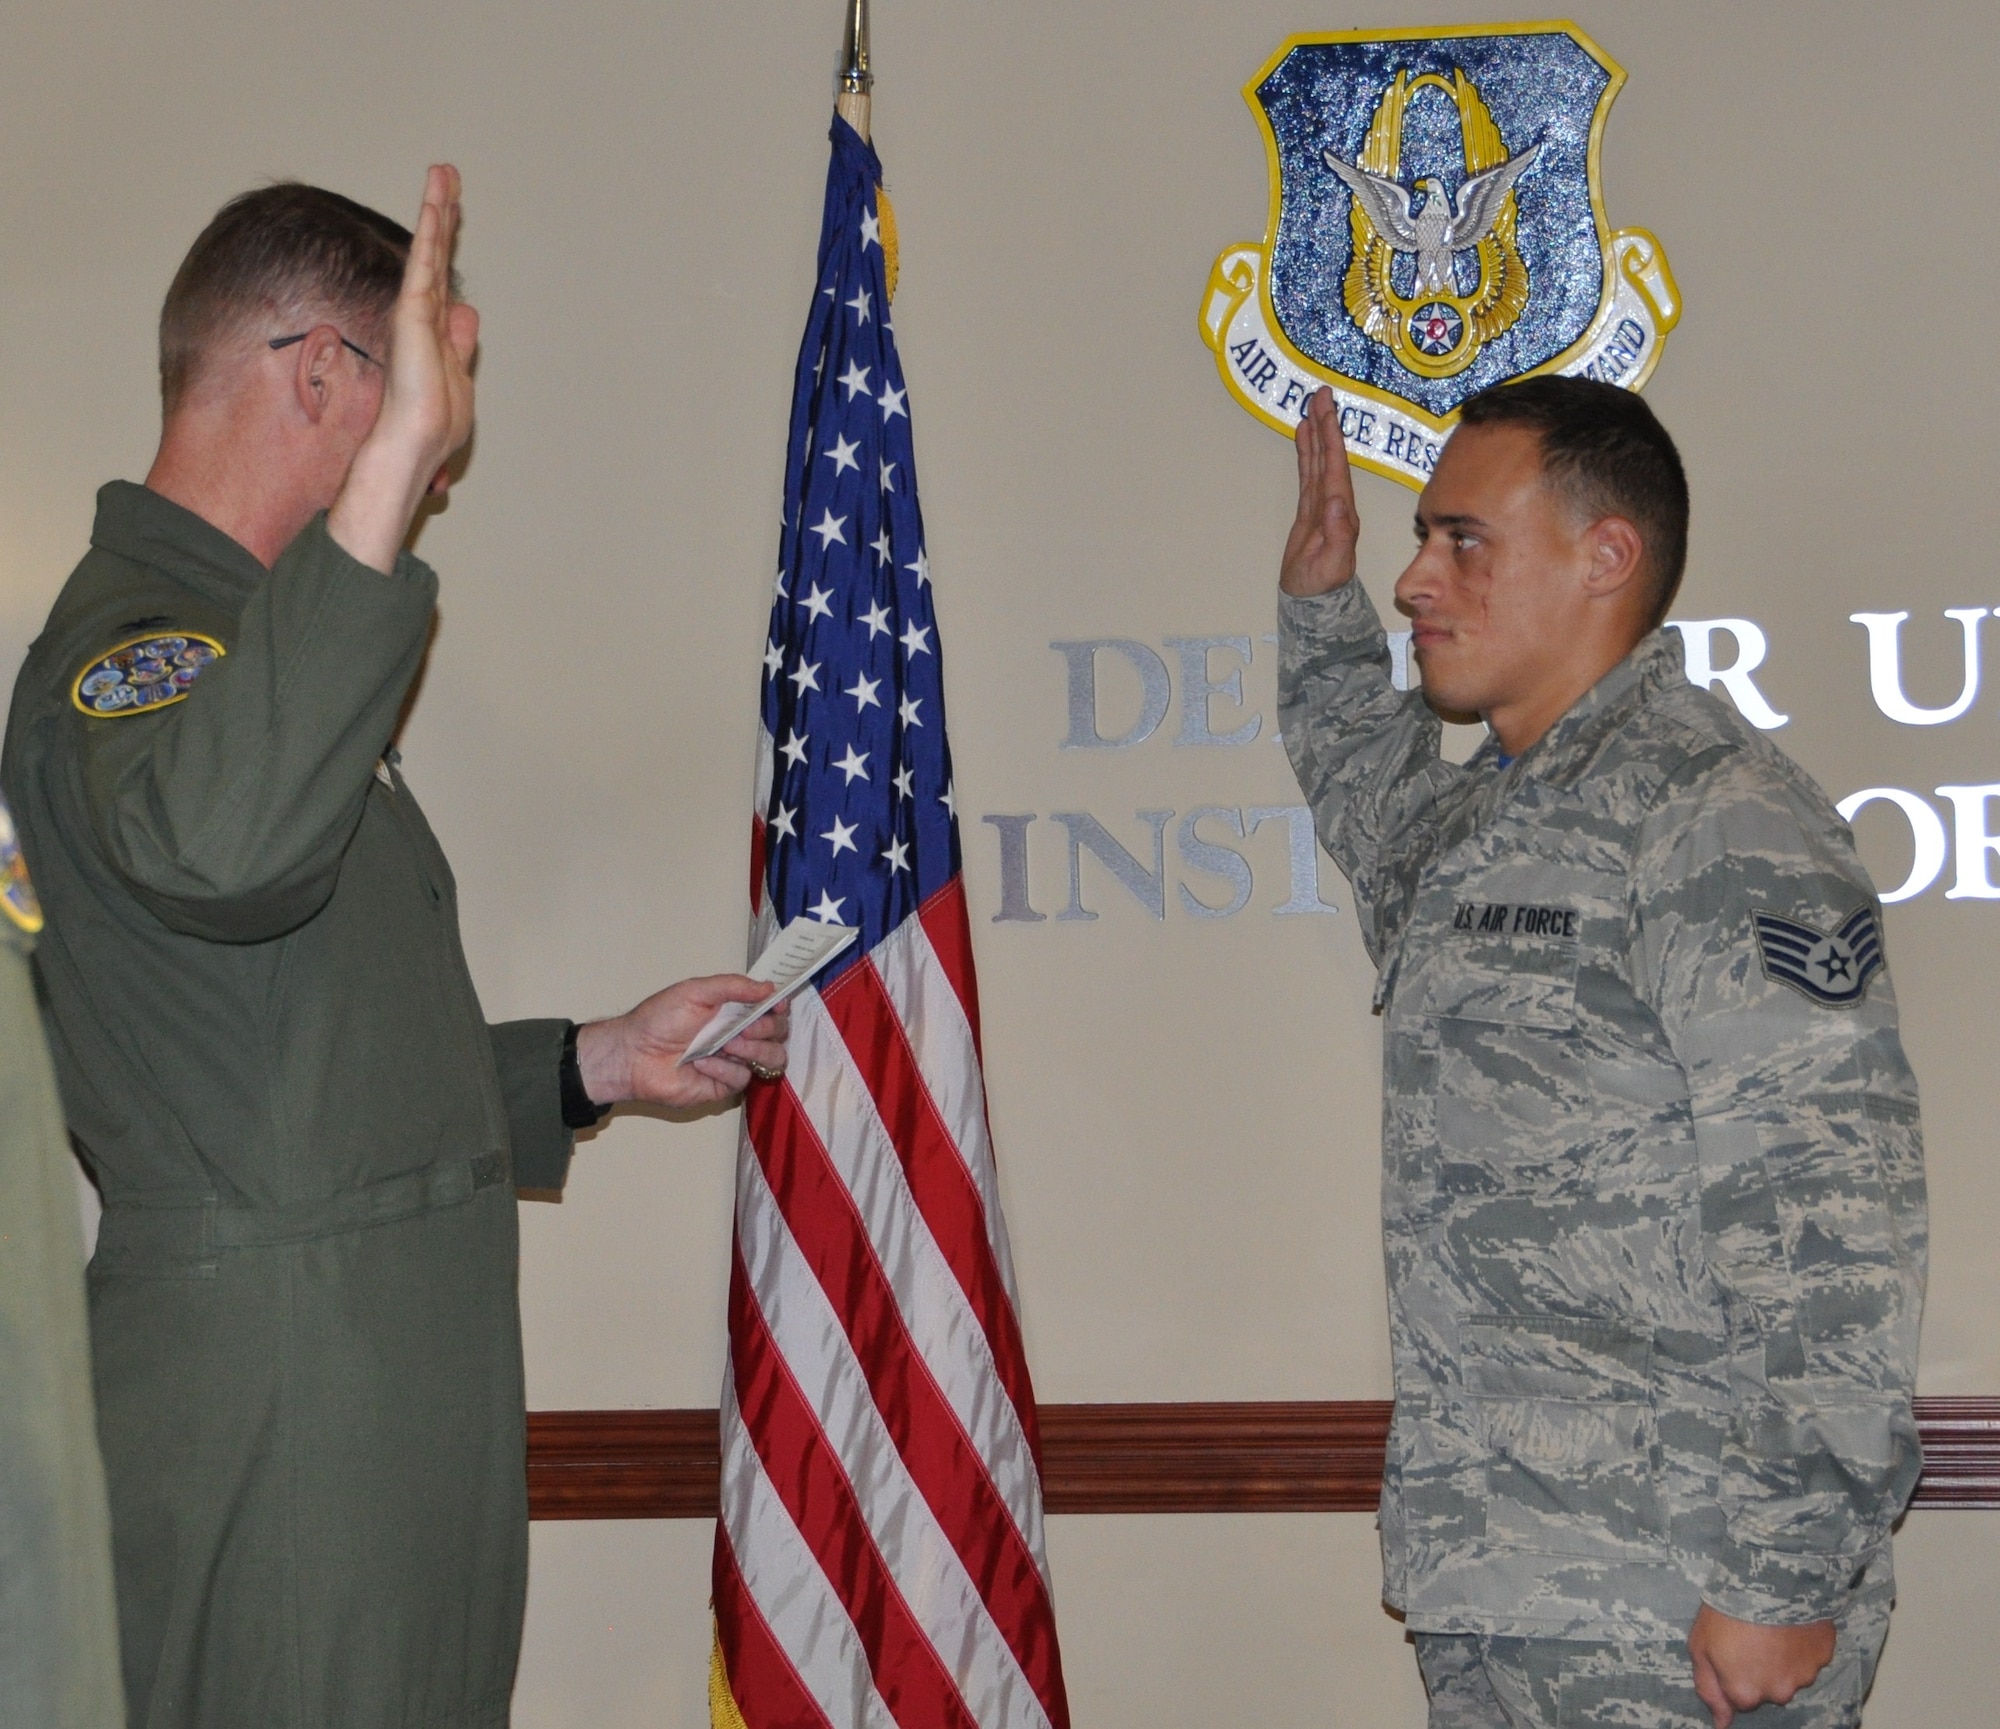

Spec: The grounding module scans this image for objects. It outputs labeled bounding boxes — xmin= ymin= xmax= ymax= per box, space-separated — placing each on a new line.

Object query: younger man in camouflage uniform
xmin=1277 ymin=380 xmax=1925 ymax=1727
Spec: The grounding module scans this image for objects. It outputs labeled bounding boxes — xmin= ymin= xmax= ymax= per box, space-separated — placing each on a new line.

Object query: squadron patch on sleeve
xmin=1752 ymin=905 xmax=1883 ymax=1007
xmin=0 ymin=794 xmax=42 ymax=935
xmin=71 ymin=632 xmax=225 ymax=717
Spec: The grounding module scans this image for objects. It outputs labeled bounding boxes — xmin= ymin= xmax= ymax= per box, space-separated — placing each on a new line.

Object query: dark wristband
xmin=558 ymin=1021 xmax=613 ymax=1129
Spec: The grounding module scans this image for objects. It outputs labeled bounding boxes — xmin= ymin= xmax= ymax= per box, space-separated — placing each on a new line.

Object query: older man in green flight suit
xmin=3 ymin=168 xmax=789 ymax=1729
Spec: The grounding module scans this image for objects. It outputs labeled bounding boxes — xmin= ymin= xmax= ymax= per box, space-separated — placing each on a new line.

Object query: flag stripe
xmin=871 ymin=905 xmax=1025 ymax=1318
xmin=776 ymin=985 xmax=1047 ymax=1554
xmin=728 ymin=1244 xmax=980 ymax=1729
xmin=917 ymin=878 xmax=984 ymax=1055
xmin=743 ymin=1066 xmax=1060 ymax=1696
xmin=718 ymin=1378 xmax=899 ymax=1729
xmin=823 ymin=958 xmax=1039 ymax=1446
xmin=711 ymin=1528 xmax=842 ymax=1729
xmin=733 ymin=1144 xmax=1053 ymax=1729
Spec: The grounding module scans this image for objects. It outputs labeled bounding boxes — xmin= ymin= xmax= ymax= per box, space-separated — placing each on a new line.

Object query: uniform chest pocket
xmin=1463 ymin=1314 xmax=1664 ymax=1558
xmin=1411 ymin=936 xmax=1579 ymax=1030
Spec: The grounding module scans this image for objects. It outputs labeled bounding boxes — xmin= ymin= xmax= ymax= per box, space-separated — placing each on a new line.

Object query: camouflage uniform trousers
xmin=1413 ymin=1572 xmax=1892 ymax=1729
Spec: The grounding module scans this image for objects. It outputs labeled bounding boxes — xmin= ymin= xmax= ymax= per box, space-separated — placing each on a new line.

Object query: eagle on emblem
xmin=1322 ymin=69 xmax=1541 ymax=376
xmin=1321 ymin=142 xmax=1542 ymax=297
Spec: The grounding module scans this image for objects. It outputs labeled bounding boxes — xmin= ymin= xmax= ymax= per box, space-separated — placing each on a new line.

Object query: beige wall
xmin=4 ymin=0 xmax=1998 ymax=1722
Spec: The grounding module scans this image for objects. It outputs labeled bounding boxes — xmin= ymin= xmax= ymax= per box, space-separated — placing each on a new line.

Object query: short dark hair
xmin=158 ymin=183 xmax=412 ymax=413
xmin=1456 ymin=375 xmax=1689 ymax=628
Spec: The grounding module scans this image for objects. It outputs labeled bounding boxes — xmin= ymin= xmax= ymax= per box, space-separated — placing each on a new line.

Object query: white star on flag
xmin=877 ymin=381 xmax=908 ymax=421
xmin=860 ymin=207 xmax=880 ymax=248
xmin=762 ymin=641 xmax=783 ymax=675
xmin=907 ymin=547 xmax=930 ymax=587
xmin=845 ymin=286 xmax=872 ymax=324
xmin=880 ymin=458 xmax=897 ymax=491
xmin=898 ymin=694 xmax=922 ymax=727
xmin=871 ymin=528 xmax=893 ymax=564
xmin=858 ymin=600 xmax=891 ymax=639
xmin=823 ymin=433 xmax=861 ymax=475
xmin=846 ymin=672 xmax=881 ymax=711
xmin=768 ymin=804 xmax=797 ymax=841
xmin=832 ymin=745 xmax=870 ymax=784
xmin=778 ymin=730 xmax=808 ymax=769
xmin=838 ymin=359 xmax=870 ymax=400
xmin=941 ymin=782 xmax=957 ymax=817
xmin=800 ymin=583 xmax=835 ymax=622
xmin=810 ymin=510 xmax=847 ymax=550
xmin=892 ymin=763 xmax=914 ymax=799
xmin=821 ymin=816 xmax=858 ymax=857
xmin=807 ymin=890 xmax=845 ymax=924
xmin=788 ymin=659 xmax=821 ymax=695
xmin=900 ymin=621 xmax=932 ymax=657
xmin=881 ymin=836 xmax=911 ymax=873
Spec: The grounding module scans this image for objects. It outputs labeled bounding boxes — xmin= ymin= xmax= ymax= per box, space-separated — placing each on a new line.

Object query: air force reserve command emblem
xmin=1200 ymin=22 xmax=1680 ymax=487
xmin=1753 ymin=906 xmax=1885 ymax=1008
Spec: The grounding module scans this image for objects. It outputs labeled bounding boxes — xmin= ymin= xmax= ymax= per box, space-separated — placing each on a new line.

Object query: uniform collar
xmin=1486 ymin=627 xmax=1685 ymax=792
xmin=89 ymin=481 xmax=269 ymax=612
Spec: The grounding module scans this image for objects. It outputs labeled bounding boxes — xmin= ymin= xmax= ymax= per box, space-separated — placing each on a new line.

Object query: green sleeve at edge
xmin=487 ymin=1018 xmax=574 ymax=1193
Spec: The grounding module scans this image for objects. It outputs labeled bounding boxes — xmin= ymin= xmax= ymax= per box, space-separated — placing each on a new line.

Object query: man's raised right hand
xmin=1279 ymin=387 xmax=1361 ymax=597
xmin=329 ymin=165 xmax=480 ymax=573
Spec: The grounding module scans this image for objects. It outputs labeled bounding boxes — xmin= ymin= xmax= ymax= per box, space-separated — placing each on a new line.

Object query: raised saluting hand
xmin=329 ymin=165 xmax=480 ymax=572
xmin=1279 ymin=387 xmax=1361 ymax=598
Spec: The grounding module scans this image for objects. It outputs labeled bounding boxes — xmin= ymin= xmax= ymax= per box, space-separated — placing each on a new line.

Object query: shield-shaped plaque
xmin=1201 ymin=23 xmax=1679 ymax=487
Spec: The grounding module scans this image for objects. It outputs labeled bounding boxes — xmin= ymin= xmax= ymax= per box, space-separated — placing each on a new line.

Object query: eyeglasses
xmin=268 ymin=332 xmax=380 ymax=367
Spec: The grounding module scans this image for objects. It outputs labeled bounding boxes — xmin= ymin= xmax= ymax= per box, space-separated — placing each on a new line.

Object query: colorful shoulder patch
xmin=0 ymin=794 xmax=42 ymax=935
xmin=1753 ymin=905 xmax=1883 ymax=1008
xmin=72 ymin=632 xmax=225 ymax=717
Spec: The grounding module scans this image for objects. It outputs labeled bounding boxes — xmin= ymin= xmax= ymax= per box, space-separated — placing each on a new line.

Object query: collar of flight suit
xmin=1476 ymin=625 xmax=1688 ymax=795
xmin=89 ymin=480 xmax=270 ymax=614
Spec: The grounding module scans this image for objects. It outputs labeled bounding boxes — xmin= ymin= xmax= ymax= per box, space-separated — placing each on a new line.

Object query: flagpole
xmin=836 ymin=0 xmax=871 ymax=141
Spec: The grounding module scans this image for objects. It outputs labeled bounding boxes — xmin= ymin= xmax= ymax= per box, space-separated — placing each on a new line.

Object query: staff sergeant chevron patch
xmin=1752 ymin=906 xmax=1884 ymax=1008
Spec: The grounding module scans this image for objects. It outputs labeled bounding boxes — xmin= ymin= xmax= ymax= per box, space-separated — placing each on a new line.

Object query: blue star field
xmin=759 ymin=118 xmax=960 ymax=983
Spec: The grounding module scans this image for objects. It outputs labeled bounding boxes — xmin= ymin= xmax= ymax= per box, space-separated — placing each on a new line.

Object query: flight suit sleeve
xmin=70 ymin=514 xmax=438 ymax=943
xmin=1631 ymin=748 xmax=1927 ymax=1625
xmin=1278 ymin=580 xmax=1465 ymax=964
xmin=0 ymin=934 xmax=126 ymax=1728
xmin=488 ymin=1018 xmax=575 ymax=1192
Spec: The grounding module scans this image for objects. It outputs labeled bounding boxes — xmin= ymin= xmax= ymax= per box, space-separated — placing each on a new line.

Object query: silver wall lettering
xmin=1175 ymin=807 xmax=1253 ymax=917
xmin=1052 ymin=639 xmax=1171 ymax=749
xmin=1246 ymin=806 xmax=1341 ymax=915
xmin=1934 ymin=784 xmax=2000 ymax=899
xmin=1052 ymin=810 xmax=1171 ymax=920
xmin=1835 ymin=787 xmax=1949 ymax=904
xmin=1165 ymin=636 xmax=1261 ymax=746
xmin=1668 ymin=618 xmax=1789 ymax=730
xmin=1850 ymin=609 xmax=1988 ymax=726
xmin=981 ymin=814 xmax=1046 ymax=923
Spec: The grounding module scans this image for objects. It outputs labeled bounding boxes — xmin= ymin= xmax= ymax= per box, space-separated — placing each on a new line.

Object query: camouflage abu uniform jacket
xmin=1279 ymin=580 xmax=1926 ymax=1640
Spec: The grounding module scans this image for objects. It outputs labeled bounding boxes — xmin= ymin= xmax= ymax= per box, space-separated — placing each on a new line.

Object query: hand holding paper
xmin=680 ymin=918 xmax=858 ymax=1063
xmin=571 ymin=918 xmax=855 ymax=1111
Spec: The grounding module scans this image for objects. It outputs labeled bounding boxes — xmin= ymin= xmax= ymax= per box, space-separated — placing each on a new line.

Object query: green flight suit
xmin=0 ymin=802 xmax=124 ymax=1728
xmin=2 ymin=482 xmax=578 ymax=1729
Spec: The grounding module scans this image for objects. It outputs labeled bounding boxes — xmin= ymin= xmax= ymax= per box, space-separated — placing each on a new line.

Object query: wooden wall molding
xmin=527 ymin=1397 xmax=2000 ymax=1519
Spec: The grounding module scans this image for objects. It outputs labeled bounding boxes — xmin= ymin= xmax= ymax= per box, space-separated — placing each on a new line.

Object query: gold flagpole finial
xmin=836 ymin=0 xmax=872 ymax=139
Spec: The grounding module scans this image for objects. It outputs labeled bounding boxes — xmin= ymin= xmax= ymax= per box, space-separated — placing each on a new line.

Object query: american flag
xmin=709 ymin=117 xmax=1070 ymax=1729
